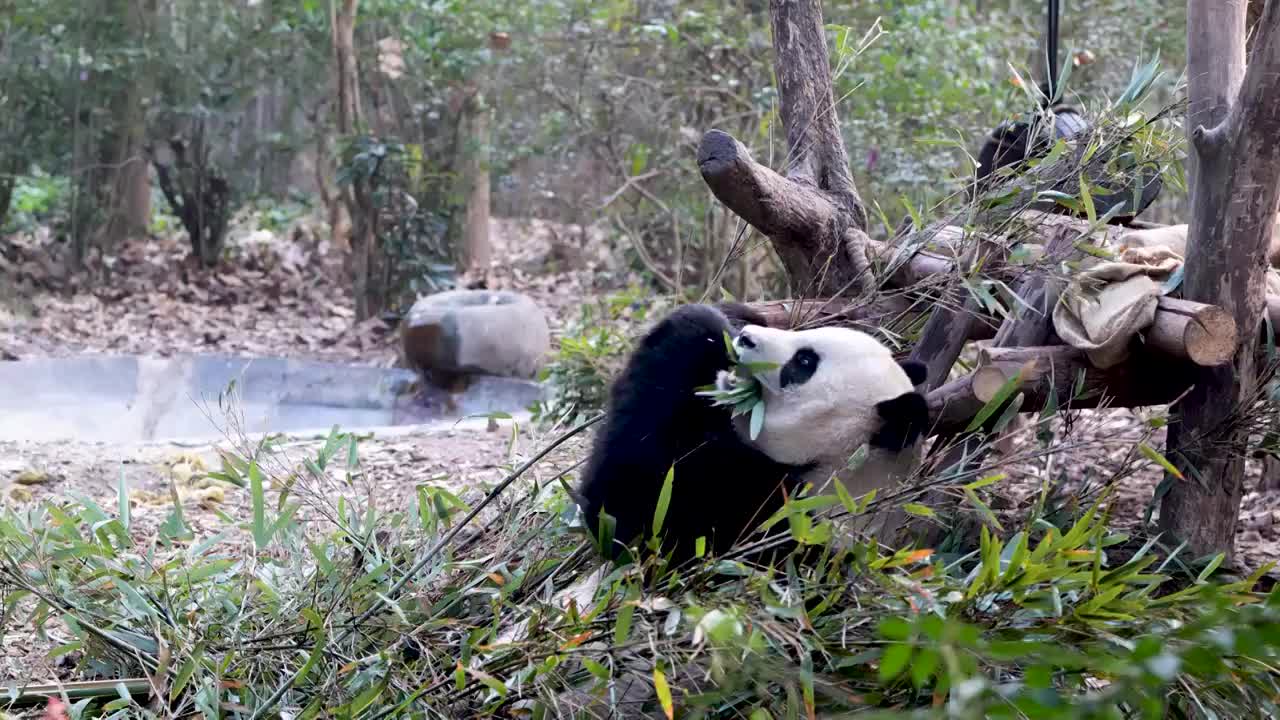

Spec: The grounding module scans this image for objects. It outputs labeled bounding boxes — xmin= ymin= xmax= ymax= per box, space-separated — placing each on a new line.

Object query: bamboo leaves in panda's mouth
xmin=696 ymin=331 xmax=777 ymax=440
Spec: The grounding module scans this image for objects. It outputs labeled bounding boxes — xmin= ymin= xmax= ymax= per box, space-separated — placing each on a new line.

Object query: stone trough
xmin=0 ymin=354 xmax=545 ymax=444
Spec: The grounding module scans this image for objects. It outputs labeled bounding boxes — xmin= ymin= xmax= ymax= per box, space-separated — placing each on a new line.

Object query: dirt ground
xmin=0 ymin=214 xmax=605 ymax=688
xmin=2 ymin=212 xmax=1279 ymax=691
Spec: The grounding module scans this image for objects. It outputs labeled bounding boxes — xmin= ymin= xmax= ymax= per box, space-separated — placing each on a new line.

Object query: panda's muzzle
xmin=733 ymin=333 xmax=781 ymax=393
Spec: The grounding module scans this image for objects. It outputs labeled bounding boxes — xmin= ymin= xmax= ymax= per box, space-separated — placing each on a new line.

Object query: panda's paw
xmin=715 ymin=369 xmax=739 ymax=393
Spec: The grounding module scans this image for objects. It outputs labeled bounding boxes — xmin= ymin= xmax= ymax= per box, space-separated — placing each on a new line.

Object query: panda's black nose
xmin=737 ymin=332 xmax=756 ymax=350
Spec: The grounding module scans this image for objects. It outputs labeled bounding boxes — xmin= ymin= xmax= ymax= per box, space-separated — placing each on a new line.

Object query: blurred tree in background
xmin=0 ymin=0 xmax=1188 ymax=307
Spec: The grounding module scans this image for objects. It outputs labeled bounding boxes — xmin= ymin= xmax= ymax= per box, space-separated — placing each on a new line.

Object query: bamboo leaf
xmin=652 ymin=465 xmax=675 ymax=540
xmin=1197 ymin=553 xmax=1225 ymax=583
xmin=902 ymin=503 xmax=936 ymax=518
xmin=654 ymin=665 xmax=675 ymax=720
xmin=879 ymin=642 xmax=912 ymax=682
xmin=1139 ymin=443 xmax=1184 ymax=480
xmin=250 ymin=461 xmax=269 ymax=550
xmin=614 ymin=584 xmax=639 ymax=644
xmin=749 ymin=399 xmax=766 ymax=440
xmin=117 ymin=470 xmax=130 ymax=532
xmin=1079 ymin=175 xmax=1096 ymax=224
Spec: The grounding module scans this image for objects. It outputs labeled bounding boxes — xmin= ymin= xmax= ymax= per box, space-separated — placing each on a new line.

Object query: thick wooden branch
xmin=1146 ymin=296 xmax=1237 ymax=366
xmin=1237 ymin=0 xmax=1280 ymax=143
xmin=872 ymin=238 xmax=955 ymax=287
xmin=698 ymin=128 xmax=875 ymax=297
xmin=926 ymin=373 xmax=986 ymax=438
xmin=929 ymin=345 xmax=1198 ymax=438
xmin=696 ymin=1 xmax=878 ymax=298
xmin=751 ymin=293 xmax=1246 ymax=368
xmin=767 ymin=0 xmax=864 ymax=225
xmin=745 ymin=296 xmax=909 ymax=330
xmin=697 ymin=130 xmax=836 ymax=240
xmin=746 ymin=296 xmax=1000 ymax=341
xmin=908 ymin=295 xmax=985 ymax=391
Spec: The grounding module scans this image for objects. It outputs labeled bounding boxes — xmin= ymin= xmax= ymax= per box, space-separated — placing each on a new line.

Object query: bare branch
xmin=767 ymin=0 xmax=864 ymax=224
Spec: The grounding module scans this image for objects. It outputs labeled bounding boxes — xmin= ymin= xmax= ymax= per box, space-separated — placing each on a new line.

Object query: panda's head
xmin=729 ymin=324 xmax=930 ymax=467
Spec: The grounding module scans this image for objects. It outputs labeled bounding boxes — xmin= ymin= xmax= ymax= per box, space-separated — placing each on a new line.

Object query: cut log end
xmin=972 ymin=363 xmax=1013 ymax=404
xmin=1149 ymin=296 xmax=1238 ymax=367
xmin=972 ymin=365 xmax=1013 ymax=404
xmin=1182 ymin=305 xmax=1236 ymax=365
xmin=697 ymin=129 xmax=746 ymax=179
xmin=971 ymin=357 xmax=1042 ymax=404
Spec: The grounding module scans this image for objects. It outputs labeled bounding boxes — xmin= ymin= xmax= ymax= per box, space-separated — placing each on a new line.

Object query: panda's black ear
xmin=871 ymin=391 xmax=930 ymax=452
xmin=898 ymin=359 xmax=928 ymax=387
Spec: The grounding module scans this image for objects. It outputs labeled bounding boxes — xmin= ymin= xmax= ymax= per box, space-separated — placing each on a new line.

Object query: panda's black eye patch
xmin=780 ymin=347 xmax=820 ymax=388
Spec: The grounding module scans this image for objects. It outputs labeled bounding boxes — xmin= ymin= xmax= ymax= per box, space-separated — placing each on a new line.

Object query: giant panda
xmin=724 ymin=322 xmax=930 ymax=513
xmin=971 ymin=80 xmax=1162 ymax=226
xmin=572 ymin=302 xmax=930 ymax=565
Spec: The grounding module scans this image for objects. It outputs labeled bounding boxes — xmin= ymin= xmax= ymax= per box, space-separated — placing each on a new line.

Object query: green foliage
xmin=1 ymin=0 xmax=1190 ymax=294
xmin=824 ymin=0 xmax=1185 ymax=226
xmin=531 ymin=288 xmax=672 ymax=430
xmin=337 ymin=134 xmax=457 ymax=309
xmin=246 ymin=196 xmax=313 ymax=234
xmin=829 ymin=2 xmax=1021 ymax=213
xmin=1 ymin=170 xmax=71 ymax=233
xmin=695 ymin=339 xmax=773 ymax=441
xmin=2 ymin=423 xmax=1279 ymax=717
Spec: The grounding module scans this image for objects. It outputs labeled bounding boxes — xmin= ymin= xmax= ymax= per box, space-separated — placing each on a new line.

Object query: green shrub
xmin=531 ymin=287 xmax=673 ymax=430
xmin=2 ymin=169 xmax=70 ymax=233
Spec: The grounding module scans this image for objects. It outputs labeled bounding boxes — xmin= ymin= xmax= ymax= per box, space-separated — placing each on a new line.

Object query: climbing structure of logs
xmin=695 ymin=0 xmax=1261 ymax=459
xmin=734 ymin=214 xmax=1253 ymax=437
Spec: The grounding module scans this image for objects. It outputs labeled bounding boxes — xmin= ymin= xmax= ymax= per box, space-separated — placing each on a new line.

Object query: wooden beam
xmin=929 ymin=344 xmax=1199 ymax=438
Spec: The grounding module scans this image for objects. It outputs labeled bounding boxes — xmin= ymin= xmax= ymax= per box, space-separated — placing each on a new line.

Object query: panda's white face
xmin=728 ymin=324 xmax=921 ymax=467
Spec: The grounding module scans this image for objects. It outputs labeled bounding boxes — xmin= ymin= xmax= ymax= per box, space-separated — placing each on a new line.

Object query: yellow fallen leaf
xmin=130 ymin=489 xmax=168 ymax=508
xmin=904 ymin=549 xmax=934 ymax=563
xmin=654 ymin=666 xmax=674 ymax=720
xmin=14 ymin=469 xmax=51 ymax=486
xmin=193 ymin=486 xmax=225 ymax=509
xmin=7 ymin=485 xmax=33 ymax=503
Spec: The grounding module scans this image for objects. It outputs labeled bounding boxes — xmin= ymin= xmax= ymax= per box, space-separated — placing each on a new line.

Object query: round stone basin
xmin=0 ymin=354 xmax=545 ymax=443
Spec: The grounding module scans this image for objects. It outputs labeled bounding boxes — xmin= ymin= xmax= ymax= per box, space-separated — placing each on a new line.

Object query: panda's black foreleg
xmin=712 ymin=300 xmax=768 ymax=331
xmin=574 ymin=304 xmax=743 ymax=562
xmin=574 ymin=302 xmax=817 ymax=567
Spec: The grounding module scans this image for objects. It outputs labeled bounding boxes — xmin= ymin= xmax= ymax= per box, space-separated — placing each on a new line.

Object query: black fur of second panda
xmin=970 ymin=81 xmax=1161 ymax=225
xmin=573 ymin=302 xmax=930 ymax=564
xmin=973 ymin=82 xmax=1087 ymax=198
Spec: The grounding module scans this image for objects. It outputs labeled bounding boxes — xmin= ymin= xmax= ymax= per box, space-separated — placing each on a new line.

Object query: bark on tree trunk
xmin=459 ymin=93 xmax=492 ymax=276
xmin=1160 ymin=0 xmax=1280 ymax=563
xmin=102 ymin=0 xmax=154 ymax=247
xmin=331 ymin=0 xmax=381 ymax=321
xmin=333 ymin=0 xmax=361 ymax=138
xmin=0 ymin=157 xmax=18 ymax=230
xmin=1249 ymin=0 xmax=1266 ymax=52
xmin=697 ymin=0 xmax=874 ymax=299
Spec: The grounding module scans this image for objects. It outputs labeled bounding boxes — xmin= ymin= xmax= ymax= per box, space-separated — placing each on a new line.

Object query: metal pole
xmin=1046 ymin=0 xmax=1061 ymax=100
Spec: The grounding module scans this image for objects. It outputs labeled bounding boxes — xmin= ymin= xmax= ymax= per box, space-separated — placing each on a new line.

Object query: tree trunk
xmin=104 ymin=91 xmax=152 ymax=244
xmin=332 ymin=0 xmax=361 ymax=138
xmin=331 ymin=0 xmax=380 ymax=321
xmin=459 ymin=93 xmax=492 ymax=276
xmin=99 ymin=0 xmax=155 ymax=247
xmin=697 ymin=0 xmax=874 ymax=299
xmin=1249 ymin=0 xmax=1266 ymax=52
xmin=1160 ymin=0 xmax=1280 ymax=563
xmin=0 ymin=156 xmax=17 ymax=230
